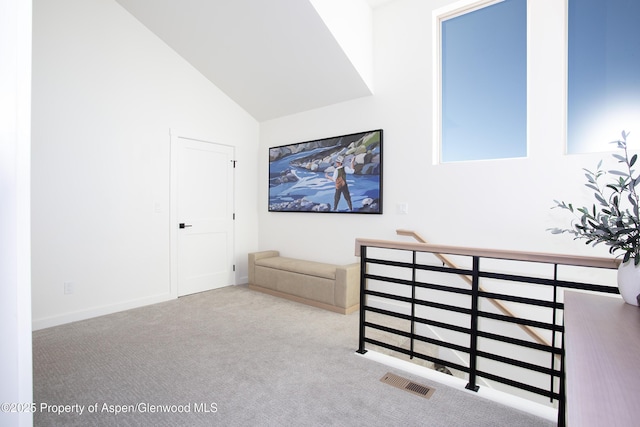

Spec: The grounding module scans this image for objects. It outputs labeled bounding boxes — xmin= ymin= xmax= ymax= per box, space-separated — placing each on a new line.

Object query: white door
xmin=174 ymin=135 xmax=234 ymax=296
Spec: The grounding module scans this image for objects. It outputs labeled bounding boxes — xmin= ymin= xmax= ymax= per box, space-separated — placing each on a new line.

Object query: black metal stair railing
xmin=355 ymin=239 xmax=620 ymax=427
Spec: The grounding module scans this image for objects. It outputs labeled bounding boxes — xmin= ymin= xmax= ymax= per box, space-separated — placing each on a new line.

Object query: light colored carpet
xmin=32 ymin=285 xmax=555 ymax=426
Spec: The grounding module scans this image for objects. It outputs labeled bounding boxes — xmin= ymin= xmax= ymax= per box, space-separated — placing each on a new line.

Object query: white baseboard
xmin=32 ymin=292 xmax=175 ymax=331
xmin=357 ymin=350 xmax=557 ymax=423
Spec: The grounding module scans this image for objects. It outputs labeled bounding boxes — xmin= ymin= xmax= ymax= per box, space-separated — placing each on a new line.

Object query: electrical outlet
xmin=64 ymin=282 xmax=74 ymax=295
xmin=397 ymin=203 xmax=409 ymax=214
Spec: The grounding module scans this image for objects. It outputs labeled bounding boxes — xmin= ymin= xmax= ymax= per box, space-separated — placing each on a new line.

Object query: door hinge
xmin=231 ymin=160 xmax=237 ymax=168
xmin=233 ymin=264 xmax=236 ymax=272
xmin=233 ymin=213 xmax=236 ymax=220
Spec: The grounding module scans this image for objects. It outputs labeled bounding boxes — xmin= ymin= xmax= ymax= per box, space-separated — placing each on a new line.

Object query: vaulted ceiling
xmin=115 ymin=0 xmax=395 ymax=121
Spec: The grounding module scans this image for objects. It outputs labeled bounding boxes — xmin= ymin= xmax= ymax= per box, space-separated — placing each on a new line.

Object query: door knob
xmin=179 ymin=223 xmax=193 ymax=229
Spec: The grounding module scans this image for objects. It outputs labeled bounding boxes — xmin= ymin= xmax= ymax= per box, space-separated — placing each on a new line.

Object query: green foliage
xmin=549 ymin=131 xmax=640 ymax=265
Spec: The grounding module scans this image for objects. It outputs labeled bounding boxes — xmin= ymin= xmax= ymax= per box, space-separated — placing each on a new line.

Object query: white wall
xmin=310 ymin=0 xmax=374 ymax=91
xmin=259 ymin=0 xmax=619 ymax=267
xmin=31 ymin=0 xmax=622 ymax=331
xmin=31 ymin=0 xmax=259 ymax=329
xmin=1 ymin=0 xmax=33 ymax=424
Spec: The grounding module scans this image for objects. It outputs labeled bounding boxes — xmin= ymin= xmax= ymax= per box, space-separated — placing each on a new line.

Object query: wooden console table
xmin=564 ymin=291 xmax=640 ymax=426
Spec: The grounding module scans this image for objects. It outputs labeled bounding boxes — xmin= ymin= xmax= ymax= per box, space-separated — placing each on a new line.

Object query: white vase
xmin=617 ymin=261 xmax=640 ymax=306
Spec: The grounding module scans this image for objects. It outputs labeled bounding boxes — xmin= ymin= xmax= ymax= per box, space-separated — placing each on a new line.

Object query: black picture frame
xmin=269 ymin=129 xmax=383 ymax=214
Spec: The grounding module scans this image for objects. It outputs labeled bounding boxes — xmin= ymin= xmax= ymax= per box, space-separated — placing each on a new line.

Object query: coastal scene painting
xmin=269 ymin=130 xmax=383 ymax=214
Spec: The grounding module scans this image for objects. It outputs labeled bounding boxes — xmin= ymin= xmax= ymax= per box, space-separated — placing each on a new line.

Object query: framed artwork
xmin=269 ymin=129 xmax=383 ymax=214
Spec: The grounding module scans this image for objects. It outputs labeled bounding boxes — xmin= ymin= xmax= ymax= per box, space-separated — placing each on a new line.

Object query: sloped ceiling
xmin=115 ymin=0 xmax=393 ymax=122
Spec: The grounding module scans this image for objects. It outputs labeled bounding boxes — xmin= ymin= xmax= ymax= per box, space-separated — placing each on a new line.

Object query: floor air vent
xmin=380 ymin=372 xmax=435 ymax=399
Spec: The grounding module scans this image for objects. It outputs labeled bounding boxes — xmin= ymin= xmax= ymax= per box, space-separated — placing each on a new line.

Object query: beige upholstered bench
xmin=248 ymin=251 xmax=360 ymax=314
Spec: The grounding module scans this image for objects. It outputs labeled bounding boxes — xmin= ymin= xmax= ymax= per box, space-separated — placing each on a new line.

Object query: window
xmin=567 ymin=0 xmax=640 ymax=153
xmin=438 ymin=0 xmax=527 ymax=163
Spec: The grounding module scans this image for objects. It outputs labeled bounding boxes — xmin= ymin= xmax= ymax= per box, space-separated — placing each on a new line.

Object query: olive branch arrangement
xmin=549 ymin=131 xmax=640 ymax=265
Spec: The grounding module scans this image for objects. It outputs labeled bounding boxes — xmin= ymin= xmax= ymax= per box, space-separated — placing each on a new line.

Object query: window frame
xmin=433 ymin=0 xmax=528 ymax=164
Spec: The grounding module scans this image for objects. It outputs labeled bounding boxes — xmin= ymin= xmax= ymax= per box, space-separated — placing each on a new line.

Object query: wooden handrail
xmin=356 ymin=232 xmax=620 ymax=270
xmin=355 ymin=229 xmax=620 ymax=352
